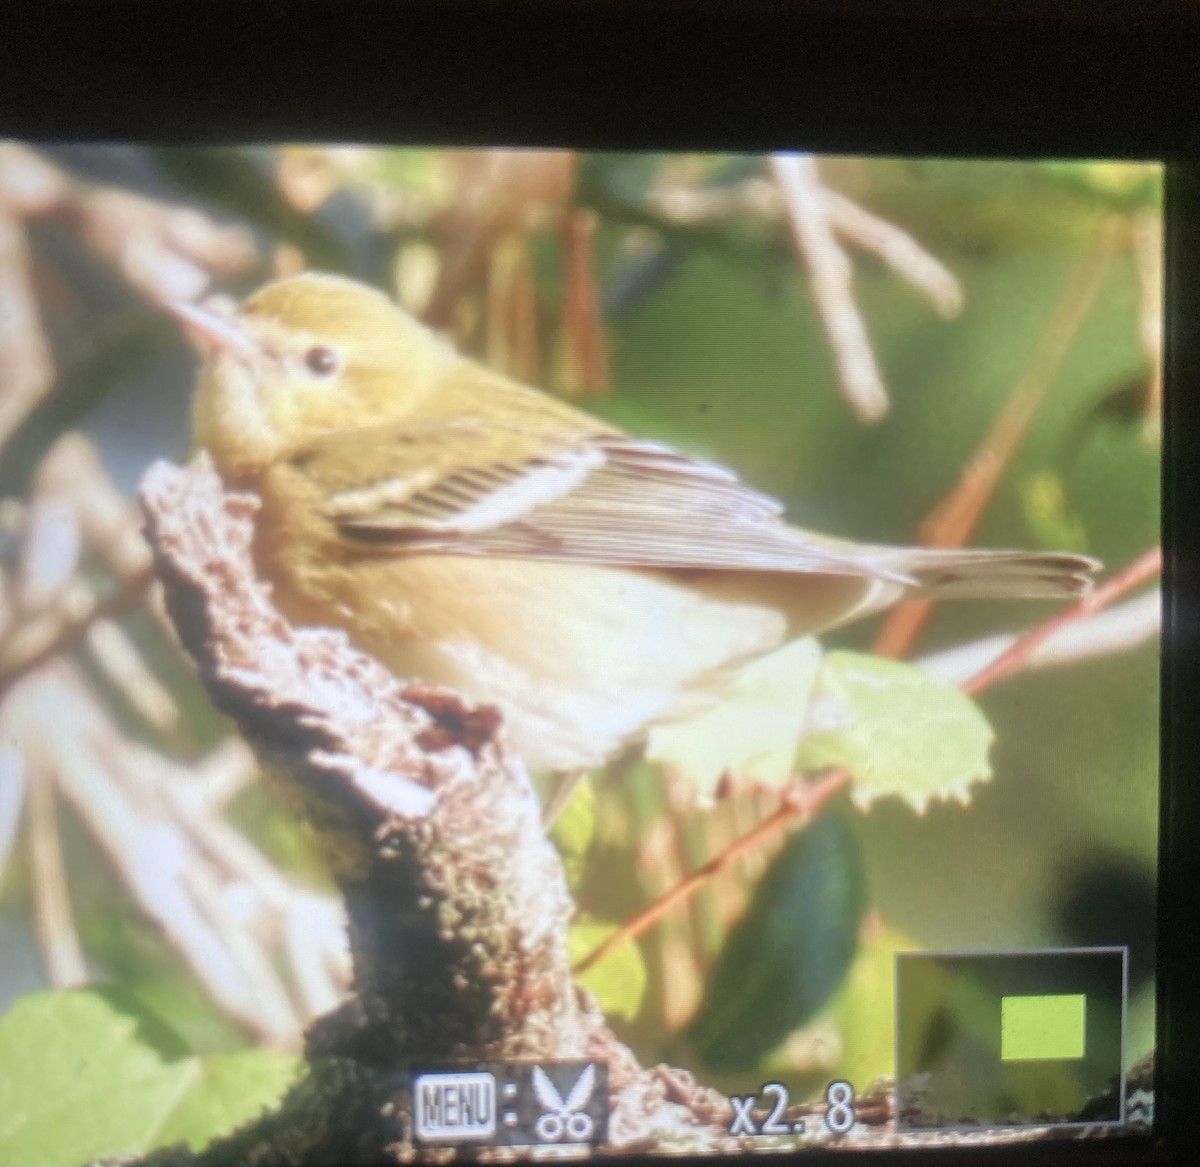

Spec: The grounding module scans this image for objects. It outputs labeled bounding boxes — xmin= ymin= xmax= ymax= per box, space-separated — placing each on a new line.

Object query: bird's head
xmin=176 ymin=272 xmax=456 ymax=483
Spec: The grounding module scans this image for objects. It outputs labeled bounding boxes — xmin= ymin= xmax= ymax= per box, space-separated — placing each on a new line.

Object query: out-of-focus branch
xmin=918 ymin=588 xmax=1160 ymax=687
xmin=85 ymin=617 xmax=180 ymax=732
xmin=771 ymin=154 xmax=889 ymax=423
xmin=27 ymin=761 xmax=88 ymax=988
xmin=646 ymin=168 xmax=962 ymax=319
xmin=4 ymin=667 xmax=296 ymax=1043
xmin=36 ymin=435 xmax=155 ymax=588
xmin=562 ymin=207 xmax=612 ymax=396
xmin=191 ymin=736 xmax=258 ymax=811
xmin=0 ymin=143 xmax=70 ymax=216
xmin=2 ymin=637 xmax=351 ymax=1045
xmin=18 ymin=494 xmax=81 ymax=614
xmin=0 ymin=564 xmax=156 ymax=692
xmin=66 ymin=186 xmax=256 ymax=307
xmin=0 ymin=145 xmax=259 ymax=458
xmin=822 ymin=189 xmax=963 ymax=318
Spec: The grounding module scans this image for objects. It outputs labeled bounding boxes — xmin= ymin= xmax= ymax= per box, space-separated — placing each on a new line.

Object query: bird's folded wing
xmin=307 ymin=424 xmax=913 ymax=583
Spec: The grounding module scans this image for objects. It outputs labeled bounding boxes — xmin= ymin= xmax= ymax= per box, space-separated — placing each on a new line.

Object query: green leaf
xmin=646 ymin=638 xmax=823 ymax=803
xmin=685 ymin=813 xmax=866 ymax=1074
xmin=795 ymin=652 xmax=994 ymax=813
xmin=0 ymin=990 xmax=301 ymax=1166
xmin=155 ymin=1049 xmax=304 ymax=1151
xmin=567 ymin=918 xmax=648 ymax=1022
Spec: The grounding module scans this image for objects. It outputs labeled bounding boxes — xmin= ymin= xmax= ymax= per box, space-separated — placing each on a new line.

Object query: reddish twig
xmin=562 ymin=208 xmax=611 ymax=396
xmin=573 ymin=768 xmax=852 ymax=974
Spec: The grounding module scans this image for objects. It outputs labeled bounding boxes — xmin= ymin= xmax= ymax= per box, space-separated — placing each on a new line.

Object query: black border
xmin=0 ymin=2 xmax=1195 ymax=158
xmin=1 ymin=3 xmax=1197 ymax=1167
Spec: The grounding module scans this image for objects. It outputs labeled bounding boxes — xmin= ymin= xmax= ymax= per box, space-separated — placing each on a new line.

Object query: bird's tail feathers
xmin=881 ymin=548 xmax=1100 ymax=601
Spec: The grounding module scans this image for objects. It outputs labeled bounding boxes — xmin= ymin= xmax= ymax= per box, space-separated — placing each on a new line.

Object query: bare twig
xmin=644 ymin=174 xmax=962 ymax=316
xmin=192 ymin=736 xmax=259 ymax=811
xmin=485 ymin=234 xmax=540 ymax=384
xmin=27 ymin=761 xmax=88 ymax=987
xmin=0 ymin=147 xmax=258 ymax=461
xmin=180 ymin=851 xmax=305 ymax=1043
xmin=18 ymin=494 xmax=82 ymax=614
xmin=0 ymin=564 xmax=13 ymax=645
xmin=562 ymin=207 xmax=612 ymax=396
xmin=284 ymin=894 xmax=351 ymax=1020
xmin=822 ymin=189 xmax=963 ymax=318
xmin=114 ymin=719 xmax=348 ymax=1035
xmin=574 ymin=768 xmax=852 ymax=975
xmin=771 ymin=154 xmax=889 ymax=423
xmin=85 ymin=617 xmax=180 ymax=732
xmin=0 ymin=564 xmax=156 ymax=692
xmin=36 ymin=435 xmax=155 ymax=588
xmin=873 ymin=219 xmax=1119 ymax=659
xmin=9 ymin=670 xmax=280 ymax=1038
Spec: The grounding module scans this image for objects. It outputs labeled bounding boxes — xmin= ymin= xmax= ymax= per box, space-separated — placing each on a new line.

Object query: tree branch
xmin=771 ymin=154 xmax=889 ymax=423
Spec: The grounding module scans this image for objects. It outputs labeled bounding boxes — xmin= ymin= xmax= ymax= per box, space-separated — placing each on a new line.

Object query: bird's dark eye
xmin=304 ymin=345 xmax=341 ymax=377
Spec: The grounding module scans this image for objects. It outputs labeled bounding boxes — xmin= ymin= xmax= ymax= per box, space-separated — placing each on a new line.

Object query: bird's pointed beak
xmin=166 ymin=298 xmax=260 ymax=360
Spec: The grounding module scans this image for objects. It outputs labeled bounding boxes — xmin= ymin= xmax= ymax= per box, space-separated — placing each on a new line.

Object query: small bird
xmin=175 ymin=272 xmax=1098 ymax=776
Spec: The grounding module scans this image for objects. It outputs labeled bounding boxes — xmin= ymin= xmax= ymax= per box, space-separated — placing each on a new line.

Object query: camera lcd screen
xmin=0 ymin=145 xmax=1161 ymax=1163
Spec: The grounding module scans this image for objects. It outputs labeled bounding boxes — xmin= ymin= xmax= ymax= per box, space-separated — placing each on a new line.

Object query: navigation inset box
xmin=895 ymin=948 xmax=1126 ymax=1130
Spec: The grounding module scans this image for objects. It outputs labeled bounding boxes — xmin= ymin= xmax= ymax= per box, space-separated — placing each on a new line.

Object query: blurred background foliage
xmin=0 ymin=144 xmax=1160 ymax=1163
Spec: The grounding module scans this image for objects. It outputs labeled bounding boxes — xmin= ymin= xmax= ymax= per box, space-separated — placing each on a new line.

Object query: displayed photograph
xmin=0 ymin=144 xmax=1161 ymax=1164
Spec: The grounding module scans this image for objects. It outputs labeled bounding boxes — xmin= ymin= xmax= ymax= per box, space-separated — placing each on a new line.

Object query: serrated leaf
xmin=567 ymin=918 xmax=647 ymax=1022
xmin=795 ymin=652 xmax=994 ymax=813
xmin=0 ymin=991 xmax=301 ymax=1166
xmin=155 ymin=1049 xmax=304 ymax=1151
xmin=685 ymin=813 xmax=865 ymax=1074
xmin=646 ymin=638 xmax=823 ymax=803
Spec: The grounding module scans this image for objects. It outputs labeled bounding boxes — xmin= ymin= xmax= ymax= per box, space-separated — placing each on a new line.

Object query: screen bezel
xmin=0 ymin=4 xmax=1195 ymax=1166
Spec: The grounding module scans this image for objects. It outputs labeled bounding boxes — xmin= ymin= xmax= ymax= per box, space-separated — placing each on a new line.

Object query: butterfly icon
xmin=532 ymin=1064 xmax=597 ymax=1142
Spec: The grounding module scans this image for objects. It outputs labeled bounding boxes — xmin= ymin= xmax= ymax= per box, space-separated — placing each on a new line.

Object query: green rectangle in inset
xmin=1001 ymin=994 xmax=1086 ymax=1061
